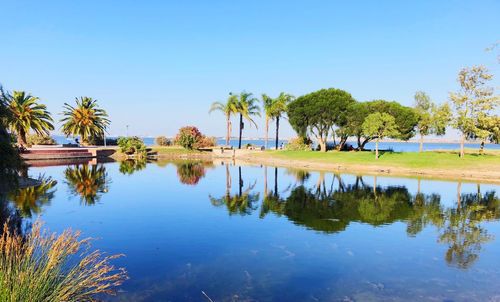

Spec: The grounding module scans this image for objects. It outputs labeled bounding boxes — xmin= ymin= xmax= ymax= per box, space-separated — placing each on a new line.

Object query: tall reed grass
xmin=0 ymin=221 xmax=128 ymax=301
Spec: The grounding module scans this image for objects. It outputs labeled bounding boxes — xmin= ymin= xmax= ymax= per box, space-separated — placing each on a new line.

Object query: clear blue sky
xmin=1 ymin=0 xmax=499 ymax=138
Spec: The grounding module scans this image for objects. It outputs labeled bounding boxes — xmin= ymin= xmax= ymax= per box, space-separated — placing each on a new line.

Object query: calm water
xmin=3 ymin=159 xmax=500 ymax=301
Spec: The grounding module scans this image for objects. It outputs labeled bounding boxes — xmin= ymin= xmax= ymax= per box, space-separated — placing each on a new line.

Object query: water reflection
xmin=209 ymin=164 xmax=260 ymax=215
xmin=207 ymin=166 xmax=500 ymax=270
xmin=119 ymin=159 xmax=147 ymax=175
xmin=64 ymin=164 xmax=110 ymax=205
xmin=174 ymin=161 xmax=212 ymax=186
xmin=7 ymin=175 xmax=57 ymax=217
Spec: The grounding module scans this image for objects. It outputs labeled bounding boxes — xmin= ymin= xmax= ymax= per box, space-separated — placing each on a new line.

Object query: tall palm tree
xmin=234 ymin=91 xmax=260 ymax=149
xmin=209 ymin=94 xmax=238 ymax=146
xmin=61 ymin=97 xmax=110 ymax=146
xmin=271 ymin=92 xmax=293 ymax=149
xmin=261 ymin=94 xmax=274 ymax=149
xmin=7 ymin=91 xmax=54 ymax=147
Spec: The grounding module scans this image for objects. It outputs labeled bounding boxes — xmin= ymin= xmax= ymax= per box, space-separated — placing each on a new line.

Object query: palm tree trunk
xmin=238 ymin=114 xmax=243 ymax=149
xmin=238 ymin=166 xmax=243 ymax=196
xmin=265 ymin=117 xmax=269 ymax=150
xmin=226 ymin=163 xmax=231 ymax=195
xmin=274 ymin=167 xmax=278 ymax=197
xmin=264 ymin=166 xmax=268 ymax=196
xmin=275 ymin=117 xmax=280 ymax=150
xmin=419 ymin=133 xmax=424 ymax=152
xmin=18 ymin=128 xmax=27 ymax=147
xmin=226 ymin=115 xmax=231 ymax=146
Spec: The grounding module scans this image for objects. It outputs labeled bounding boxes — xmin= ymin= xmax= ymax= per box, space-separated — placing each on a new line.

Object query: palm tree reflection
xmin=64 ymin=164 xmax=110 ymax=205
xmin=209 ymin=164 xmax=260 ymax=216
xmin=7 ymin=175 xmax=57 ymax=217
xmin=211 ymin=166 xmax=500 ymax=269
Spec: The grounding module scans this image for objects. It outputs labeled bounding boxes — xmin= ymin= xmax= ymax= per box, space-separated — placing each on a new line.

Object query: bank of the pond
xmin=108 ymin=146 xmax=500 ymax=183
xmin=238 ymin=150 xmax=500 ymax=184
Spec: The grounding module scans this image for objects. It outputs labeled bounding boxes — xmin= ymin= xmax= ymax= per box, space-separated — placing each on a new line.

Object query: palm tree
xmin=261 ymin=94 xmax=274 ymax=149
xmin=234 ymin=92 xmax=260 ymax=149
xmin=209 ymin=94 xmax=238 ymax=146
xmin=271 ymin=92 xmax=293 ymax=149
xmin=7 ymin=91 xmax=54 ymax=147
xmin=64 ymin=164 xmax=110 ymax=205
xmin=61 ymin=97 xmax=110 ymax=146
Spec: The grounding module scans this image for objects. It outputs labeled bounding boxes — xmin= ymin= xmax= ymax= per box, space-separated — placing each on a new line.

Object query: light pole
xmin=126 ymin=125 xmax=129 ymax=137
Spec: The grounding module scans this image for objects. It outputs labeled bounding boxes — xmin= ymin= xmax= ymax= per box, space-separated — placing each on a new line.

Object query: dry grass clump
xmin=0 ymin=221 xmax=128 ymax=301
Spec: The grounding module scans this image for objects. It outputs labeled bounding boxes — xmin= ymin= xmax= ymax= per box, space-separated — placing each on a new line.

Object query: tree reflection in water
xmin=209 ymin=165 xmax=500 ymax=269
xmin=64 ymin=164 xmax=110 ymax=205
xmin=119 ymin=159 xmax=148 ymax=175
xmin=175 ymin=161 xmax=212 ymax=186
xmin=7 ymin=175 xmax=57 ymax=217
xmin=209 ymin=164 xmax=260 ymax=216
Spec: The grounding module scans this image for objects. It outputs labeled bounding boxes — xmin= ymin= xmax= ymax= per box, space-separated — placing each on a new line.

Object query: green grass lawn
xmin=260 ymin=150 xmax=500 ymax=170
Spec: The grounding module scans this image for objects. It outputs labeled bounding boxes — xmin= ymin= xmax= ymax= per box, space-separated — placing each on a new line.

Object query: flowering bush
xmin=174 ymin=126 xmax=215 ymax=150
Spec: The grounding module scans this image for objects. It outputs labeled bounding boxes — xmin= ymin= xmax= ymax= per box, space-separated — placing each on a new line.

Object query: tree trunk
xmin=265 ymin=117 xmax=269 ymax=150
xmin=460 ymin=133 xmax=465 ymax=158
xmin=419 ymin=134 xmax=424 ymax=153
xmin=274 ymin=167 xmax=278 ymax=197
xmin=17 ymin=128 xmax=27 ymax=147
xmin=238 ymin=114 xmax=243 ymax=149
xmin=238 ymin=166 xmax=243 ymax=197
xmin=226 ymin=115 xmax=231 ymax=146
xmin=357 ymin=135 xmax=362 ymax=150
xmin=319 ymin=138 xmax=327 ymax=152
xmin=359 ymin=137 xmax=371 ymax=151
xmin=275 ymin=117 xmax=280 ymax=150
xmin=375 ymin=138 xmax=379 ymax=159
xmin=338 ymin=135 xmax=348 ymax=151
xmin=264 ymin=166 xmax=268 ymax=196
xmin=226 ymin=163 xmax=231 ymax=195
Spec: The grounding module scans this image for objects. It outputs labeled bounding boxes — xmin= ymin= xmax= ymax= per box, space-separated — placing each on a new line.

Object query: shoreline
xmin=105 ymin=146 xmax=500 ymax=184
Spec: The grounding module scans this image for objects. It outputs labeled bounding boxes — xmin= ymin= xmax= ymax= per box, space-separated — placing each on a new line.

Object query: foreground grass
xmin=0 ymin=221 xmax=127 ymax=302
xmin=258 ymin=149 xmax=500 ymax=171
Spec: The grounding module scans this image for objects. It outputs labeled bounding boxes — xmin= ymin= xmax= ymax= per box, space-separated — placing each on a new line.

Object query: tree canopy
xmin=287 ymin=88 xmax=356 ymax=152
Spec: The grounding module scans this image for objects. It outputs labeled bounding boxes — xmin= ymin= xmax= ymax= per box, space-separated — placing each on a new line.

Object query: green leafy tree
xmin=209 ymin=94 xmax=238 ymax=146
xmin=117 ymin=136 xmax=147 ymax=157
xmin=362 ymin=112 xmax=400 ymax=159
xmin=287 ymin=88 xmax=356 ymax=152
xmin=6 ymin=91 xmax=54 ymax=147
xmin=61 ymin=97 xmax=110 ymax=146
xmin=358 ymin=101 xmax=418 ymax=150
xmin=450 ymin=66 xmax=499 ymax=157
xmin=414 ymin=91 xmax=452 ymax=152
xmin=234 ymin=92 xmax=260 ymax=149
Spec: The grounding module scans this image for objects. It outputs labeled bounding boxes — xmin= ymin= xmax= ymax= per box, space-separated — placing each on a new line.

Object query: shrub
xmin=117 ymin=136 xmax=147 ymax=157
xmin=0 ymin=221 xmax=127 ymax=301
xmin=285 ymin=137 xmax=312 ymax=151
xmin=26 ymin=134 xmax=56 ymax=146
xmin=195 ymin=136 xmax=216 ymax=149
xmin=155 ymin=136 xmax=171 ymax=146
xmin=174 ymin=126 xmax=215 ymax=150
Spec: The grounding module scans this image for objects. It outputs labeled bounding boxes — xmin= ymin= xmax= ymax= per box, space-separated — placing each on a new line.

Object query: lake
xmin=3 ymin=159 xmax=500 ymax=301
